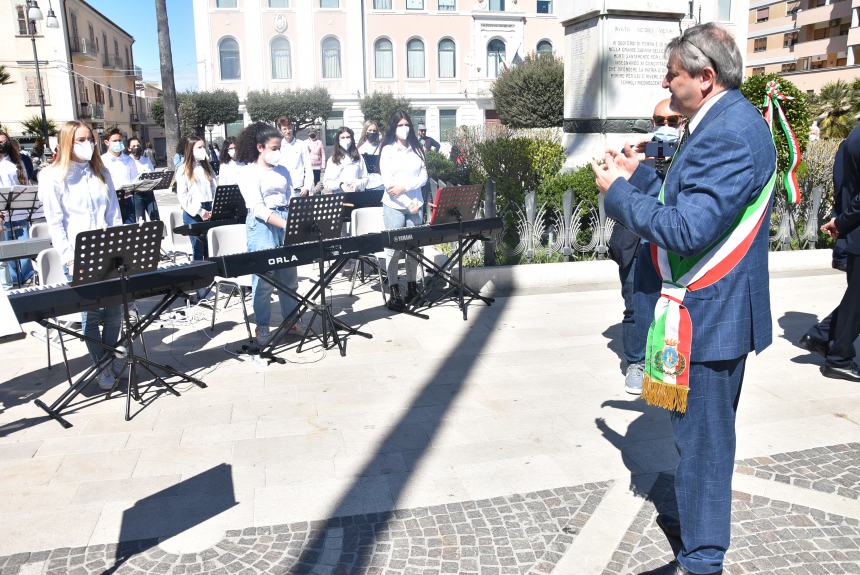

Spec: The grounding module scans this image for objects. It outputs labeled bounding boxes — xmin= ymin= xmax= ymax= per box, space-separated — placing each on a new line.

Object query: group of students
xmin=0 ymin=131 xmax=37 ymax=289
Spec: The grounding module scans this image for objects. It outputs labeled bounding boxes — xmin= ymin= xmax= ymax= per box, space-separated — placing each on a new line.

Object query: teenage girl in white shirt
xmin=176 ymin=136 xmax=216 ymax=262
xmin=379 ymin=111 xmax=428 ymax=311
xmin=0 ymin=131 xmax=33 ymax=289
xmin=217 ymin=137 xmax=242 ymax=187
xmin=322 ymin=127 xmax=369 ymax=193
xmin=39 ymin=121 xmax=123 ymax=390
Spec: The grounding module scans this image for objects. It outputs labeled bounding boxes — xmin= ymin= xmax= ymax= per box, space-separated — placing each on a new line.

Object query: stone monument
xmin=559 ymin=1 xmax=689 ymax=168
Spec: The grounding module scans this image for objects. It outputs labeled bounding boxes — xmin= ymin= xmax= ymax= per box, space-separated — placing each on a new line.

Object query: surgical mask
xmin=73 ymin=141 xmax=94 ymax=162
xmin=366 ymin=132 xmax=379 ymax=144
xmin=396 ymin=126 xmax=410 ymax=140
xmin=109 ymin=141 xmax=125 ymax=154
xmin=227 ymin=148 xmax=236 ymax=158
xmin=339 ymin=138 xmax=352 ymax=151
xmin=653 ymin=125 xmax=680 ymax=143
xmin=192 ymin=148 xmax=208 ymax=162
xmin=263 ymin=149 xmax=281 ymax=166
xmin=130 ymin=146 xmax=141 ymax=157
xmin=0 ymin=142 xmax=9 ymax=155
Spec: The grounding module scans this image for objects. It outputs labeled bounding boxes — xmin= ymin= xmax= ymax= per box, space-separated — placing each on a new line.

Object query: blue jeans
xmin=64 ymin=267 xmax=122 ymax=365
xmin=673 ymin=356 xmax=746 ymax=575
xmin=247 ymin=209 xmax=298 ymax=328
xmin=0 ymin=220 xmax=34 ymax=288
xmin=383 ymin=205 xmax=423 ymax=284
xmin=133 ymin=191 xmax=160 ymax=222
xmin=619 ymin=254 xmax=646 ymax=365
xmin=120 ymin=196 xmax=136 ymax=225
xmin=183 ymin=202 xmax=212 ymax=261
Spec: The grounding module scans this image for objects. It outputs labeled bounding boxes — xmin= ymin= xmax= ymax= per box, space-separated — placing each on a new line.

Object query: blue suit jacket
xmin=834 ymin=124 xmax=860 ymax=254
xmin=604 ymin=89 xmax=777 ymax=362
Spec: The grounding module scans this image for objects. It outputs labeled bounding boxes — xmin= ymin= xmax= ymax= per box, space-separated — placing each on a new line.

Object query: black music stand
xmin=0 ymin=185 xmax=42 ymax=287
xmin=33 ymin=222 xmax=207 ymax=428
xmin=257 ymin=194 xmax=371 ymax=359
xmin=411 ymin=185 xmax=494 ymax=320
xmin=137 ymin=170 xmax=175 ymax=190
xmin=211 ymin=184 xmax=246 ymax=221
xmin=340 ymin=189 xmax=383 ymax=223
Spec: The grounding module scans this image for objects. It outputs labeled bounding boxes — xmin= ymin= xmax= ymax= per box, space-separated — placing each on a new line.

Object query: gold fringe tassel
xmin=642 ymin=375 xmax=688 ymax=413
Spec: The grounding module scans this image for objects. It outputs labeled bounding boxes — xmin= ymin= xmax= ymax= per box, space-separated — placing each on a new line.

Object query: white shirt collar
xmin=687 ymin=90 xmax=728 ymax=134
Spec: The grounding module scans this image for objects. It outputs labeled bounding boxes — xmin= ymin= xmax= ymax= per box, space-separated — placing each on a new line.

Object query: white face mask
xmin=263 ymin=149 xmax=281 ymax=166
xmin=109 ymin=140 xmax=125 ymax=154
xmin=395 ymin=126 xmax=410 ymax=141
xmin=653 ymin=125 xmax=680 ymax=143
xmin=338 ymin=138 xmax=352 ymax=151
xmin=73 ymin=141 xmax=94 ymax=162
xmin=192 ymin=147 xmax=208 ymax=162
xmin=227 ymin=148 xmax=236 ymax=158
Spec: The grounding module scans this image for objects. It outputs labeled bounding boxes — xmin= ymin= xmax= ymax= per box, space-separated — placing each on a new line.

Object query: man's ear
xmin=699 ymin=66 xmax=717 ymax=94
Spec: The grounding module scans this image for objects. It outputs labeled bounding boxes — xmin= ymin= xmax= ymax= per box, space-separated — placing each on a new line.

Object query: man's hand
xmin=387 ymin=185 xmax=405 ymax=198
xmin=821 ymin=217 xmax=839 ymax=238
xmin=591 ymin=144 xmax=639 ymax=194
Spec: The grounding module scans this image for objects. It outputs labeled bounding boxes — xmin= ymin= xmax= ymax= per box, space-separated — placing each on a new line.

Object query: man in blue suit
xmin=593 ymin=23 xmax=776 ymax=575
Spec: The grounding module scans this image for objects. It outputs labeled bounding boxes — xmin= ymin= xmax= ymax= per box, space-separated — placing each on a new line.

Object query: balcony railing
xmin=70 ymin=37 xmax=98 ymax=59
xmin=78 ymin=102 xmax=104 ymax=120
xmin=131 ymin=65 xmax=142 ymax=80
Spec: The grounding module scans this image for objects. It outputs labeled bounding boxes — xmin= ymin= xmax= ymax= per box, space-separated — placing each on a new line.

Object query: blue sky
xmin=86 ymin=0 xmax=198 ymax=91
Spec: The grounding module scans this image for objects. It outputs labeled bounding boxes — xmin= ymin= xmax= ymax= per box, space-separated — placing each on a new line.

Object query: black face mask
xmin=367 ymin=132 xmax=379 ymax=144
xmin=130 ymin=147 xmax=141 ymax=157
xmin=0 ymin=142 xmax=9 ymax=155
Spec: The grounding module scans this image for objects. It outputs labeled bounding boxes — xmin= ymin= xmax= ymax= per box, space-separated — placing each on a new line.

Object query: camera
xmin=644 ymin=140 xmax=678 ymax=160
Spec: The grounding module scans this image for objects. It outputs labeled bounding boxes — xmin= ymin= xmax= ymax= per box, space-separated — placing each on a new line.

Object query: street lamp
xmin=26 ymin=0 xmax=57 ymax=161
xmin=205 ymin=123 xmax=214 ymax=145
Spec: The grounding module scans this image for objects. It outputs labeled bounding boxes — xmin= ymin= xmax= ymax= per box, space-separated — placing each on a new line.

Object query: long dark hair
xmin=381 ymin=110 xmax=424 ymax=161
xmin=182 ymin=135 xmax=214 ymax=183
xmin=236 ymin=122 xmax=281 ymax=164
xmin=331 ymin=126 xmax=360 ymax=165
xmin=219 ymin=136 xmax=238 ymax=164
xmin=0 ymin=131 xmax=25 ymax=184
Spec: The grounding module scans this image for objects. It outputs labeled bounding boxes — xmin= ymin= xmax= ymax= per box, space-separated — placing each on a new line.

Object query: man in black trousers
xmin=801 ymin=122 xmax=860 ymax=381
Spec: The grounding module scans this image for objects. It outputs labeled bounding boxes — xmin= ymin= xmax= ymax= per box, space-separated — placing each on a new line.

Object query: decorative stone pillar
xmin=559 ymin=1 xmax=688 ymax=169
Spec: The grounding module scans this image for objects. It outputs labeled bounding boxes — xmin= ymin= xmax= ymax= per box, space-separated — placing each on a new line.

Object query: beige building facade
xmin=192 ymin=0 xmax=564 ymax=147
xmin=0 ymin=0 xmax=140 ymax=149
xmin=746 ymin=0 xmax=860 ymax=92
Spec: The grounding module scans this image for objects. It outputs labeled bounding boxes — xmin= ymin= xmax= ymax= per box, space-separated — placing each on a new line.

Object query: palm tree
xmin=810 ymin=80 xmax=859 ymax=139
xmin=22 ymin=115 xmax=57 ymax=137
xmin=0 ymin=65 xmax=12 ymax=85
xmin=155 ymin=0 xmax=180 ymax=164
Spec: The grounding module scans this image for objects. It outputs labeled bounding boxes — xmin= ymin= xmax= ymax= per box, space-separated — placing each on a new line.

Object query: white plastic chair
xmin=349 ymin=207 xmax=387 ymax=304
xmin=163 ymin=208 xmax=193 ymax=263
xmin=35 ymin=248 xmax=76 ymax=385
xmin=29 ymin=222 xmax=50 ymax=239
xmin=207 ymin=224 xmax=253 ymax=340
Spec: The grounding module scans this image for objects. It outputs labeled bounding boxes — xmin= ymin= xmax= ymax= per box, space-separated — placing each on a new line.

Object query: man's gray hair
xmin=665 ymin=22 xmax=743 ymax=89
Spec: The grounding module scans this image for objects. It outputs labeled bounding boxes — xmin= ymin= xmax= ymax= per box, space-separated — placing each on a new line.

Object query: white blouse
xmin=176 ymin=165 xmax=216 ymax=218
xmin=238 ymin=162 xmax=294 ymax=223
xmin=39 ymin=161 xmax=122 ymax=264
xmin=322 ymin=156 xmax=369 ymax=193
xmin=218 ymin=160 xmax=243 ymax=187
xmin=130 ymin=155 xmax=154 ymax=175
xmin=379 ymin=142 xmax=427 ymax=211
xmin=0 ymin=156 xmax=21 ymax=187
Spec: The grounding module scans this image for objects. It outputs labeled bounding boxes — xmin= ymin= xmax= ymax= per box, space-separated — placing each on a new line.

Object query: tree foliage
xmin=359 ymin=92 xmax=413 ymax=132
xmin=169 ymin=90 xmax=240 ymax=135
xmin=491 ymin=54 xmax=564 ymax=128
xmin=21 ymin=116 xmax=57 ymax=137
xmin=245 ymin=88 xmax=333 ymax=129
xmin=150 ymin=97 xmax=165 ymax=128
xmin=808 ymin=78 xmax=860 ymax=139
xmin=0 ymin=65 xmax=12 ymax=86
xmin=177 ymin=98 xmax=200 ymax=139
xmin=740 ymin=73 xmax=810 ymax=175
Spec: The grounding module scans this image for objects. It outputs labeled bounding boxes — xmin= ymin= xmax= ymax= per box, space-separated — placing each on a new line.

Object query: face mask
xmin=74 ymin=141 xmax=94 ymax=162
xmin=367 ymin=132 xmax=379 ymax=144
xmin=309 ymin=134 xmax=317 ymax=140
xmin=130 ymin=147 xmax=141 ymax=157
xmin=263 ymin=149 xmax=281 ymax=166
xmin=396 ymin=126 xmax=410 ymax=141
xmin=227 ymin=148 xmax=236 ymax=158
xmin=653 ymin=125 xmax=680 ymax=143
xmin=109 ymin=141 xmax=125 ymax=154
xmin=192 ymin=148 xmax=208 ymax=162
xmin=339 ymin=138 xmax=352 ymax=151
xmin=0 ymin=142 xmax=9 ymax=155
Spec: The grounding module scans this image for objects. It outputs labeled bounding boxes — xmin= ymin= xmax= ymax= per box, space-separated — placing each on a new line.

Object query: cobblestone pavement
xmin=0 ymin=482 xmax=609 ymax=575
xmin=735 ymin=443 xmax=860 ymax=500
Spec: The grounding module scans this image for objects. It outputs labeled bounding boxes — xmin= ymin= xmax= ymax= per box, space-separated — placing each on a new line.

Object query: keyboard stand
xmin=33 ymin=223 xmax=207 ymax=428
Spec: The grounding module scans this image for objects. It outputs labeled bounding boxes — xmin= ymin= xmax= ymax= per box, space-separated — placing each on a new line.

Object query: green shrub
xmin=424 ymin=150 xmax=460 ymax=184
xmin=473 ymin=136 xmax=536 ymax=213
xmin=537 ymin=165 xmax=598 ymax=212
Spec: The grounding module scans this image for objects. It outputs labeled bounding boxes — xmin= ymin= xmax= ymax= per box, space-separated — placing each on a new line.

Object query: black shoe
xmin=799 ymin=334 xmax=828 ymax=357
xmin=820 ymin=362 xmax=860 ymax=382
xmin=387 ymin=285 xmax=405 ymax=312
xmin=406 ymin=281 xmax=419 ymax=302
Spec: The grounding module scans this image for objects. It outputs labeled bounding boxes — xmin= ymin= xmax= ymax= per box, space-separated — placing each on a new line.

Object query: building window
xmin=102 ymin=33 xmax=108 ymax=65
xmin=839 ymin=22 xmax=850 ymax=36
xmin=781 ymin=62 xmax=797 ymax=72
xmin=751 ymin=67 xmax=765 ymax=75
xmin=754 ymin=38 xmax=767 ymax=53
xmin=23 ymin=74 xmax=49 ymax=105
xmin=125 ymin=46 xmax=130 ymax=70
xmin=268 ymin=0 xmax=288 ymax=6
xmin=325 ymin=111 xmax=343 ymax=145
xmin=219 ymin=37 xmax=241 ymax=80
xmin=411 ymin=109 xmax=425 ymax=130
xmin=406 ymin=0 xmax=424 ymax=8
xmin=322 ymin=37 xmax=341 ymax=78
xmin=487 ymin=39 xmax=506 ymax=78
xmin=439 ymin=109 xmax=457 ymax=142
xmin=786 ymin=1 xmax=800 ymax=14
xmin=489 ymin=0 xmax=504 ymax=10
xmin=373 ymin=0 xmax=392 ymax=7
xmin=536 ymin=40 xmax=553 ymax=57
xmin=438 ymin=0 xmax=455 ymax=10
xmin=716 ymin=0 xmax=730 ymax=21
xmin=216 ymin=0 xmax=237 ymax=7
xmin=537 ymin=0 xmax=552 ymax=14
xmin=407 ymin=38 xmax=425 ymax=78
xmin=438 ymin=38 xmax=456 ymax=78
xmin=810 ymin=59 xmax=826 ymax=69
xmin=783 ymin=32 xmax=798 ymax=48
xmin=320 ymin=0 xmax=339 ymax=7
xmin=756 ymin=7 xmax=768 ymax=23
xmin=16 ymin=6 xmax=38 ymax=35
xmin=374 ymin=38 xmax=393 ymax=78
xmin=271 ymin=36 xmax=292 ymax=79
xmin=69 ymin=12 xmax=79 ymax=43
xmin=108 ymin=85 xmax=114 ymax=108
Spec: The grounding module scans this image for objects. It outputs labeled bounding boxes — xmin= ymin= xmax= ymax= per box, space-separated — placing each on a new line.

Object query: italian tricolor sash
xmin=642 ymin=146 xmax=777 ymax=414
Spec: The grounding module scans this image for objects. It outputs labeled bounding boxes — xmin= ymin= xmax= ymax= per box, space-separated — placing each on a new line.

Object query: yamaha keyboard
xmin=7 ymin=260 xmax=217 ymax=323
xmin=0 ymin=237 xmax=51 ymax=262
xmin=384 ymin=217 xmax=502 ymax=250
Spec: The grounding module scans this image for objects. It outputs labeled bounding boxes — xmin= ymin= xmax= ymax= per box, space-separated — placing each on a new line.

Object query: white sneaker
xmin=98 ymin=370 xmax=115 ymax=391
xmin=624 ymin=363 xmax=644 ymax=395
xmin=254 ymin=326 xmax=270 ymax=345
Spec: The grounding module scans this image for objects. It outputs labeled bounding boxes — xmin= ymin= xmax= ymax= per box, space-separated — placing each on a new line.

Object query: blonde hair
xmin=53 ymin=121 xmax=106 ymax=184
xmin=182 ymin=135 xmax=214 ymax=184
